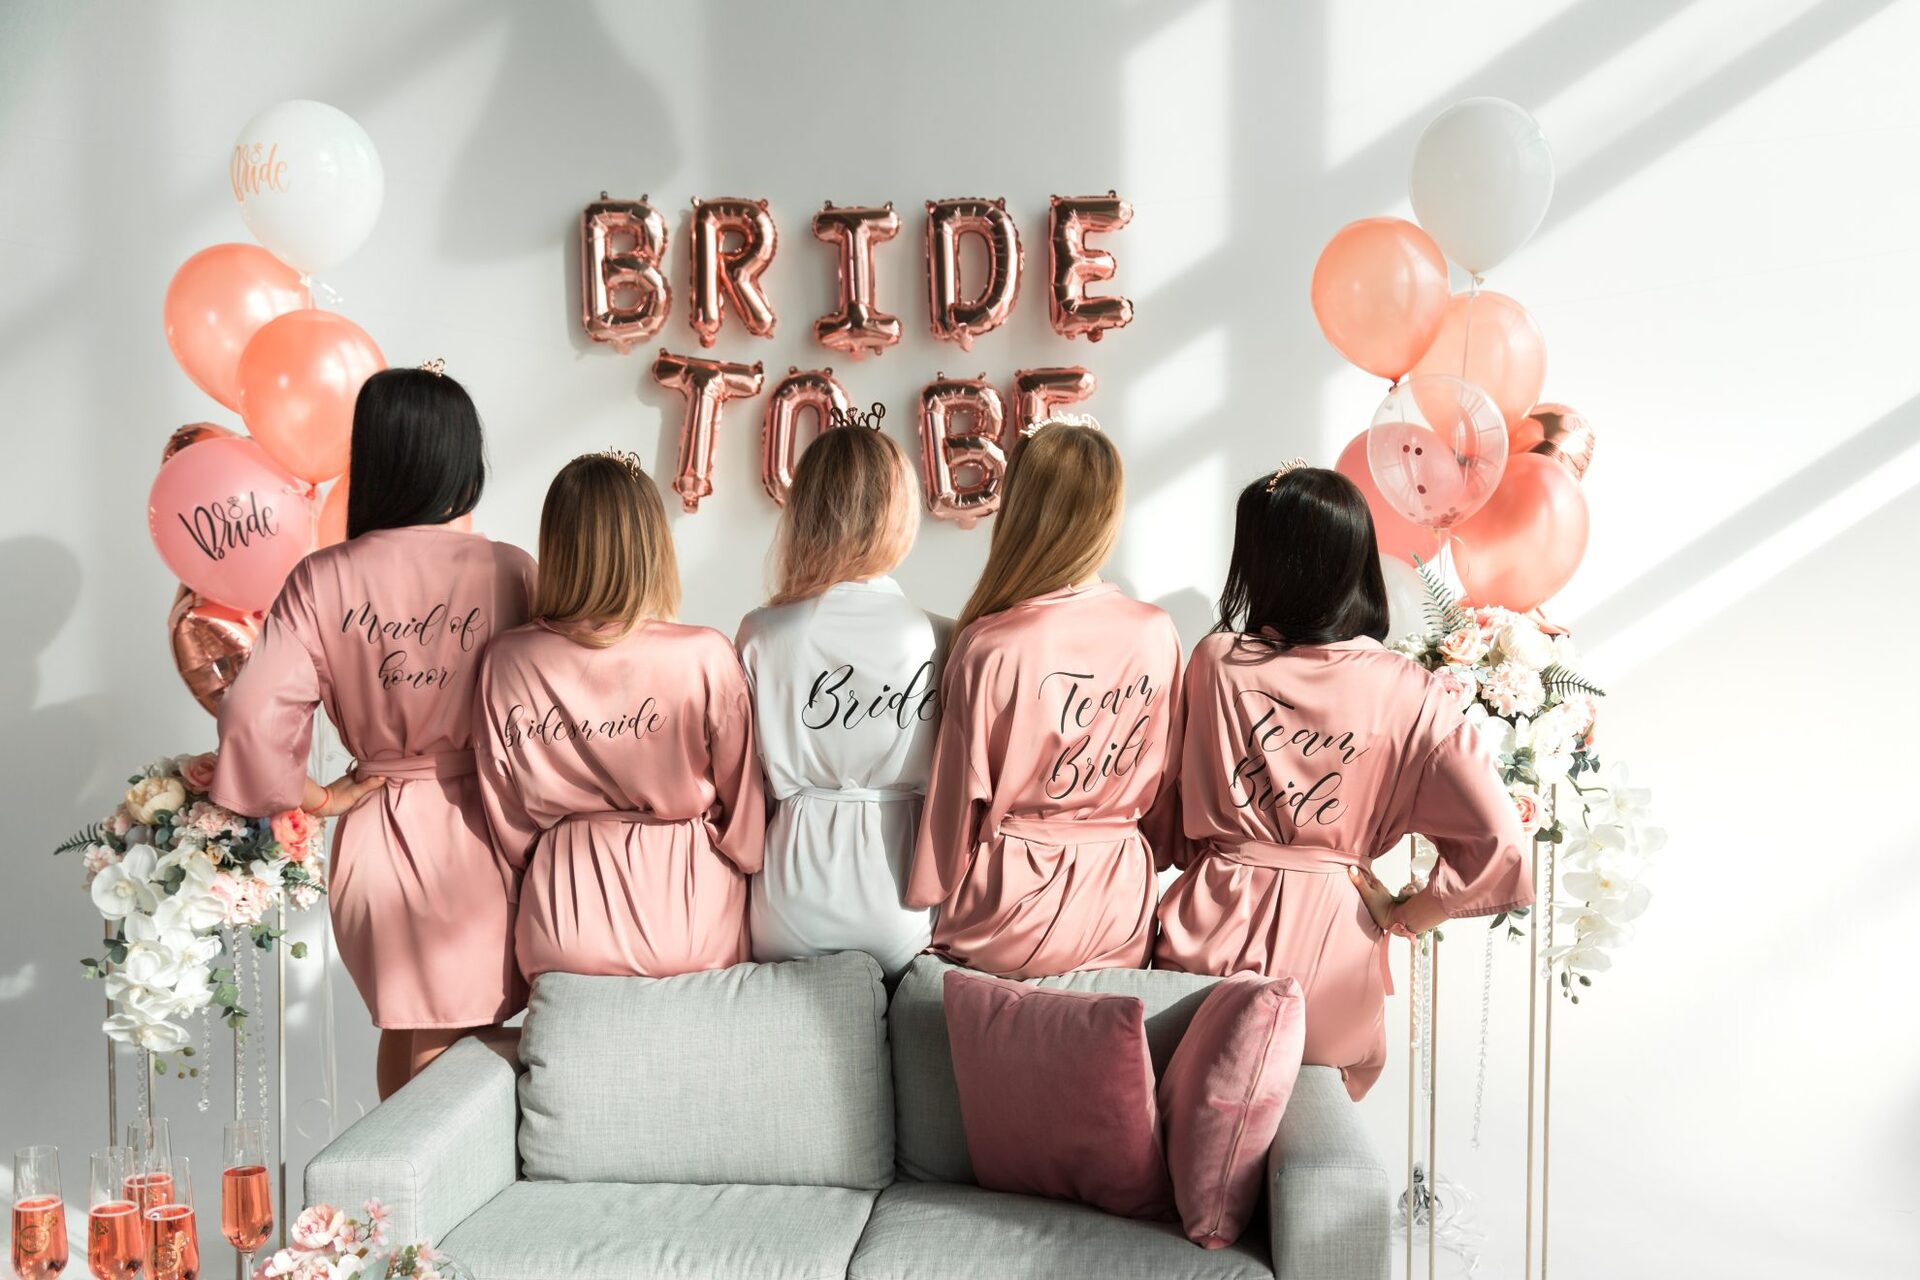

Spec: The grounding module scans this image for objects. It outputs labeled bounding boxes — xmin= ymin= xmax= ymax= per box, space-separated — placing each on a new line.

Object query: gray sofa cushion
xmin=441 ymin=1181 xmax=879 ymax=1280
xmin=890 ymin=956 xmax=1220 ymax=1183
xmin=518 ymin=952 xmax=893 ymax=1189
xmin=847 ymin=1180 xmax=1271 ymax=1280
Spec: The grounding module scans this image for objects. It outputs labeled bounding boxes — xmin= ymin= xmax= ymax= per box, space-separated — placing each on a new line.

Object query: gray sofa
xmin=307 ymin=951 xmax=1389 ymax=1280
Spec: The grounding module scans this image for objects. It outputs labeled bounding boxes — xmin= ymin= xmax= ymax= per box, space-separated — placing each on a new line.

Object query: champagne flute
xmin=85 ymin=1151 xmax=140 ymax=1280
xmin=119 ymin=1125 xmax=169 ymax=1217
xmin=10 ymin=1145 xmax=67 ymax=1280
xmin=218 ymin=1125 xmax=269 ymax=1278
xmin=140 ymin=1160 xmax=194 ymax=1280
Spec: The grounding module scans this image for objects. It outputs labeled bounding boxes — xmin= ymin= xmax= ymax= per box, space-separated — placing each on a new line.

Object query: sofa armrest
xmin=1267 ymin=1066 xmax=1390 ymax=1280
xmin=304 ymin=1029 xmax=521 ymax=1245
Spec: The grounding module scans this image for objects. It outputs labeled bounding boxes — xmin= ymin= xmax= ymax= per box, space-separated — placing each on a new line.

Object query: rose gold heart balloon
xmin=167 ymin=585 xmax=263 ymax=714
xmin=1511 ymin=403 xmax=1595 ymax=480
xmin=160 ymin=421 xmax=239 ymax=466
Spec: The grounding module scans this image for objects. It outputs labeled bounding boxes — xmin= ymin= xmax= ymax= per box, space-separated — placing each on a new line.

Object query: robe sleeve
xmin=209 ymin=563 xmax=323 ymax=818
xmin=705 ymin=648 xmax=767 ymax=875
xmin=471 ymin=653 xmax=540 ymax=887
xmin=1140 ymin=620 xmax=1187 ymax=871
xmin=906 ymin=642 xmax=991 ymax=909
xmin=1393 ymin=721 xmax=1535 ymax=931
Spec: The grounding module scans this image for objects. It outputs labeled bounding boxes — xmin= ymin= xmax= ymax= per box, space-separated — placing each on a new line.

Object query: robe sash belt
xmin=1212 ymin=839 xmax=1395 ymax=996
xmin=996 ymin=814 xmax=1142 ymax=845
xmin=354 ymin=748 xmax=478 ymax=783
xmin=788 ymin=786 xmax=923 ymax=804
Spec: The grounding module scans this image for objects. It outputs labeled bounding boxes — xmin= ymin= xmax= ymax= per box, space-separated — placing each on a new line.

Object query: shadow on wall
xmin=439 ymin=3 xmax=683 ymax=266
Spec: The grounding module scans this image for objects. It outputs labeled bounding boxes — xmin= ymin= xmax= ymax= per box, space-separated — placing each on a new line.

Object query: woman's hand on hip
xmin=1347 ymin=862 xmax=1402 ymax=932
xmin=303 ymin=772 xmax=387 ymax=817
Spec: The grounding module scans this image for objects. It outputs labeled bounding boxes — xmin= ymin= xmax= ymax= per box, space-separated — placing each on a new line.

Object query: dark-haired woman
xmin=1152 ymin=464 xmax=1531 ymax=1100
xmin=210 ymin=366 xmax=536 ymax=1098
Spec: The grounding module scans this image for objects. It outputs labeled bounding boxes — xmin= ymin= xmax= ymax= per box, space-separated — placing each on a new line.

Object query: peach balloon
xmin=237 ymin=310 xmax=385 ymax=484
xmin=163 ymin=244 xmax=310 ymax=412
xmin=1335 ymin=431 xmax=1436 ymax=564
xmin=1310 ymin=218 xmax=1450 ymax=381
xmin=317 ymin=474 xmax=472 ymax=547
xmin=1411 ymin=290 xmax=1545 ymax=428
xmin=1451 ymin=453 xmax=1589 ymax=612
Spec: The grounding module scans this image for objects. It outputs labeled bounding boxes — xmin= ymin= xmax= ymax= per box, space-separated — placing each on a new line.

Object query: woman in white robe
xmin=737 ymin=426 xmax=948 ymax=977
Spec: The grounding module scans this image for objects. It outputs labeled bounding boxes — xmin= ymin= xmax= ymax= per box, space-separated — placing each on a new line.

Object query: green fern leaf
xmin=54 ymin=822 xmax=104 ymax=856
xmin=1541 ymin=664 xmax=1607 ymax=699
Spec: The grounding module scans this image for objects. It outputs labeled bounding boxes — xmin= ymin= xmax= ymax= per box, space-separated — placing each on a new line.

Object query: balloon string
xmin=1458 ymin=287 xmax=1478 ymax=382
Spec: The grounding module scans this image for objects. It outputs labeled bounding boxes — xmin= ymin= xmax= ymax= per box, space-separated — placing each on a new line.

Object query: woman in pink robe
xmin=473 ymin=451 xmax=764 ymax=983
xmin=1153 ymin=466 xmax=1532 ymax=1099
xmin=908 ymin=422 xmax=1182 ymax=978
xmin=210 ymin=367 xmax=535 ymax=1098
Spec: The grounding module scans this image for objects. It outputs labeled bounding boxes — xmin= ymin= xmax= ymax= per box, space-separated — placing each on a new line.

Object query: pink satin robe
xmin=210 ymin=526 xmax=537 ymax=1029
xmin=907 ymin=583 xmax=1182 ymax=979
xmin=1152 ymin=633 xmax=1533 ymax=1099
xmin=473 ymin=620 xmax=766 ymax=982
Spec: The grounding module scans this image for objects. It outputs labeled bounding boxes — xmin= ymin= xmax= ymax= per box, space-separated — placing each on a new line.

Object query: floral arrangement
xmin=55 ymin=753 xmax=324 ymax=1057
xmin=1396 ymin=563 xmax=1666 ymax=999
xmin=258 ymin=1199 xmax=465 ymax=1280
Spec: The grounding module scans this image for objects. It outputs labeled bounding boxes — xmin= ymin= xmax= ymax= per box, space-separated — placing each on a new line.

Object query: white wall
xmin=2 ymin=2 xmax=1914 ymax=1275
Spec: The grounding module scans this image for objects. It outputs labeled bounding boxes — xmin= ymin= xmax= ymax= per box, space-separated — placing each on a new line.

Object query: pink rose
xmin=1432 ymin=667 xmax=1475 ymax=712
xmin=178 ymin=753 xmax=218 ymax=792
xmin=271 ymin=809 xmax=320 ymax=861
xmin=290 ymin=1205 xmax=346 ymax=1252
xmin=1509 ymin=786 xmax=1544 ymax=834
xmin=1437 ymin=627 xmax=1488 ymax=666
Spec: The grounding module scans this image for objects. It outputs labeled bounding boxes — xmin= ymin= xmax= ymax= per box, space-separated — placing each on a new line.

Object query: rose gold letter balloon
xmin=1047 ymin=193 xmax=1134 ymax=342
xmin=163 ymin=244 xmax=311 ymax=413
xmin=1310 ymin=218 xmax=1450 ymax=382
xmin=1011 ymin=367 xmax=1096 ymax=435
xmin=161 ymin=422 xmax=239 ymax=466
xmin=580 ymin=194 xmax=671 ymax=353
xmin=1451 ymin=453 xmax=1590 ymax=612
xmin=651 ymin=349 xmax=765 ymax=512
xmin=1510 ymin=402 xmax=1595 ymax=479
xmin=1364 ymin=374 xmax=1508 ymax=534
xmin=762 ymin=367 xmax=852 ymax=506
xmin=918 ymin=374 xmax=1010 ymax=528
xmin=1410 ymin=290 xmax=1546 ymax=428
xmin=813 ymin=203 xmax=902 ymax=360
xmin=168 ymin=585 xmax=263 ymax=714
xmin=925 ymin=198 xmax=1022 ymax=351
xmin=689 ymin=197 xmax=778 ymax=347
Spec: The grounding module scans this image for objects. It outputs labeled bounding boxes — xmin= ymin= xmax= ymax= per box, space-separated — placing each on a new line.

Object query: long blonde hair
xmin=532 ymin=451 xmax=680 ymax=645
xmin=955 ymin=422 xmax=1123 ymax=633
xmin=769 ymin=427 xmax=918 ymax=605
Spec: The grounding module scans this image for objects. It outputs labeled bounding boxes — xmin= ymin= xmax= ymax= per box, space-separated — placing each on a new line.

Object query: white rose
xmin=1550 ymin=632 xmax=1580 ymax=669
xmin=1496 ymin=619 xmax=1555 ymax=670
xmin=90 ymin=845 xmax=160 ymax=919
xmin=125 ymin=777 xmax=187 ymax=825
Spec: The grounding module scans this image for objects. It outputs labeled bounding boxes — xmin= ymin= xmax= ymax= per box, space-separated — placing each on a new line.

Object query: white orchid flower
xmin=155 ymin=885 xmax=227 ymax=935
xmin=103 ymin=1011 xmax=191 ymax=1052
xmin=156 ymin=846 xmax=221 ymax=890
xmin=90 ymin=845 xmax=160 ymax=919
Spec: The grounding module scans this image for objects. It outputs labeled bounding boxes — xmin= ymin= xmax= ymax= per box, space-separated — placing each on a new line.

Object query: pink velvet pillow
xmin=942 ymin=970 xmax=1174 ymax=1220
xmin=1158 ymin=972 xmax=1307 ymax=1248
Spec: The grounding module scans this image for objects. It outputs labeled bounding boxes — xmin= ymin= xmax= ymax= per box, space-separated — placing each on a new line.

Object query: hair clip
xmin=418 ymin=358 xmax=446 ymax=377
xmin=827 ymin=402 xmax=887 ymax=431
xmin=1264 ymin=457 xmax=1309 ymax=493
xmin=1024 ymin=411 xmax=1102 ymax=438
xmin=584 ymin=447 xmax=646 ymax=479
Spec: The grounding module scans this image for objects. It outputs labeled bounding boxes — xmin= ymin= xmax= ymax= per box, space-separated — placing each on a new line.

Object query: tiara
xmin=1025 ymin=411 xmax=1102 ymax=438
xmin=585 ymin=447 xmax=646 ymax=479
xmin=827 ymin=401 xmax=887 ymax=430
xmin=1264 ymin=457 xmax=1309 ymax=493
xmin=418 ymin=358 xmax=446 ymax=377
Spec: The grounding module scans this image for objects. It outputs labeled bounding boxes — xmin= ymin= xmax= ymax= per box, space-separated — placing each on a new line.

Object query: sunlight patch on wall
xmin=1120 ymin=0 xmax=1229 ymax=296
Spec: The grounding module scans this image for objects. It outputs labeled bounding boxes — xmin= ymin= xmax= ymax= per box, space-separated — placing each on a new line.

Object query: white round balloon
xmin=1408 ymin=98 xmax=1553 ymax=277
xmin=1380 ymin=554 xmax=1431 ymax=649
xmin=231 ymin=100 xmax=383 ymax=274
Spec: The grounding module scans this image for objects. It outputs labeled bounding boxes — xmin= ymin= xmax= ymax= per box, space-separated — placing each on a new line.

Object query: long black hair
xmin=1213 ymin=465 xmax=1389 ymax=651
xmin=344 ymin=368 xmax=487 ymax=539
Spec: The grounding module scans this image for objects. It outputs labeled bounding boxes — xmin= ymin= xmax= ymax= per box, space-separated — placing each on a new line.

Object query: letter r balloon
xmin=689 ymin=197 xmax=779 ymax=347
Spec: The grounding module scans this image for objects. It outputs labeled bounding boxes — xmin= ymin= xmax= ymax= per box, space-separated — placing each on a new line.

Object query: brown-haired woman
xmin=473 ymin=451 xmax=765 ymax=980
xmin=906 ymin=420 xmax=1183 ymax=978
xmin=736 ymin=426 xmax=948 ymax=979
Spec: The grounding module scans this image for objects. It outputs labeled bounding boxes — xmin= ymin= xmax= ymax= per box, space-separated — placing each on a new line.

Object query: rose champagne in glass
xmin=119 ymin=1125 xmax=169 ymax=1217
xmin=85 ymin=1150 xmax=140 ymax=1280
xmin=141 ymin=1160 xmax=194 ymax=1280
xmin=219 ymin=1124 xmax=269 ymax=1277
xmin=10 ymin=1145 xmax=67 ymax=1280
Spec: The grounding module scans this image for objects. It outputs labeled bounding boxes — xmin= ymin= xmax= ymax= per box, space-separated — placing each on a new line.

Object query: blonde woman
xmin=906 ymin=420 xmax=1183 ymax=978
xmin=473 ymin=451 xmax=764 ymax=980
xmin=736 ymin=426 xmax=948 ymax=979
